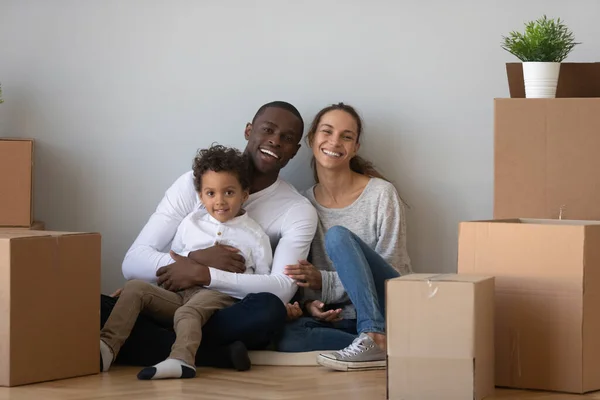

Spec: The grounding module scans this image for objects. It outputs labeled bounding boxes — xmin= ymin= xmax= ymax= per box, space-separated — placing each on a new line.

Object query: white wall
xmin=1 ymin=1 xmax=599 ymax=293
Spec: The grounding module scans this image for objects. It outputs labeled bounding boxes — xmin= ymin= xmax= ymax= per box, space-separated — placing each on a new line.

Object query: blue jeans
xmin=276 ymin=225 xmax=401 ymax=352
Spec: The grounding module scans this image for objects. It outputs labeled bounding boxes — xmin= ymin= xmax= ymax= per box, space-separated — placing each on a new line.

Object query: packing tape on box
xmin=425 ymin=274 xmax=450 ymax=298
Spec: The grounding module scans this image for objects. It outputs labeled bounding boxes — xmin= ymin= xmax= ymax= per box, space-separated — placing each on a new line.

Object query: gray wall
xmin=1 ymin=1 xmax=598 ymax=293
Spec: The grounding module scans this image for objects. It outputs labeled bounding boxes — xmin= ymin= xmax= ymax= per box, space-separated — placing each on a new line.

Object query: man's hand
xmin=306 ymin=300 xmax=343 ymax=322
xmin=110 ymin=288 xmax=123 ymax=297
xmin=285 ymin=301 xmax=303 ymax=321
xmin=188 ymin=244 xmax=246 ymax=273
xmin=284 ymin=260 xmax=322 ymax=290
xmin=156 ymin=251 xmax=210 ymax=291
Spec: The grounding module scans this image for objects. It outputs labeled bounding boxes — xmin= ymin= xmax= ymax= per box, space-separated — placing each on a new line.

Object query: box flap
xmin=391 ymin=273 xmax=493 ymax=284
xmin=467 ymin=218 xmax=600 ymax=227
xmin=0 ymin=231 xmax=98 ymax=240
xmin=0 ymin=138 xmax=34 ymax=142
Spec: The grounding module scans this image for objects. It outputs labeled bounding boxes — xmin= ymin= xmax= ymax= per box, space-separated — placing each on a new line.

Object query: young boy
xmin=99 ymin=144 xmax=273 ymax=380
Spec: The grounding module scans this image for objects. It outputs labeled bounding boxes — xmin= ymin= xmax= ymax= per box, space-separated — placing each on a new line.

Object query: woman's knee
xmin=324 ymin=225 xmax=353 ymax=252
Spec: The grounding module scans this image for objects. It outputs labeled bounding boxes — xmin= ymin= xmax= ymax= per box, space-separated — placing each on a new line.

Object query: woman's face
xmin=311 ymin=110 xmax=360 ymax=171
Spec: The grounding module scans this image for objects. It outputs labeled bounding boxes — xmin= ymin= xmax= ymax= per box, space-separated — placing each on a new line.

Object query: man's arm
xmin=122 ymin=171 xmax=198 ymax=282
xmin=206 ymin=201 xmax=318 ymax=304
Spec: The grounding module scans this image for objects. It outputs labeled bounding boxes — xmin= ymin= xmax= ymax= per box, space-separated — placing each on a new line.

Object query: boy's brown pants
xmin=100 ymin=279 xmax=235 ymax=366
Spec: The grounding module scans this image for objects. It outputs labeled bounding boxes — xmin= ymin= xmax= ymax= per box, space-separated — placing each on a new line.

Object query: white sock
xmin=100 ymin=340 xmax=114 ymax=372
xmin=137 ymin=358 xmax=196 ymax=380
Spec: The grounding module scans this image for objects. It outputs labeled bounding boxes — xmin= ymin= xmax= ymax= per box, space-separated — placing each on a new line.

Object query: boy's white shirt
xmin=122 ymin=170 xmax=318 ymax=304
xmin=171 ymin=210 xmax=273 ymax=283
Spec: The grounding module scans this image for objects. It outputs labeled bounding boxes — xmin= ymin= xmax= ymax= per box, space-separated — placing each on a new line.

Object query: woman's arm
xmin=375 ymin=183 xmax=411 ymax=275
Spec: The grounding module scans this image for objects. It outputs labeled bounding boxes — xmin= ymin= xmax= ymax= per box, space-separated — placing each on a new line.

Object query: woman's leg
xmin=318 ymin=225 xmax=401 ymax=371
xmin=324 ymin=225 xmax=400 ymax=335
xmin=275 ymin=317 xmax=357 ymax=352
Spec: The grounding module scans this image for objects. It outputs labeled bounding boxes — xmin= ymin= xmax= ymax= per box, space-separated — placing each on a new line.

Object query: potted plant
xmin=0 ymin=83 xmax=4 ymax=104
xmin=501 ymin=15 xmax=580 ymax=98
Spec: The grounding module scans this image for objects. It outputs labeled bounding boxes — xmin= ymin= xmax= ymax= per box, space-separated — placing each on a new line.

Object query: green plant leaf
xmin=501 ymin=15 xmax=580 ymax=62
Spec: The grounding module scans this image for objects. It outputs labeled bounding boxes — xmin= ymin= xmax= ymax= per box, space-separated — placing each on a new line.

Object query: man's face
xmin=244 ymin=107 xmax=303 ymax=175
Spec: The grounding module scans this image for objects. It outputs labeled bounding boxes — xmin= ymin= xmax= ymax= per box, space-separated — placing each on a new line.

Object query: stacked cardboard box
xmin=454 ymin=88 xmax=600 ymax=394
xmin=0 ymin=139 xmax=101 ymax=386
xmin=387 ymin=68 xmax=600 ymax=398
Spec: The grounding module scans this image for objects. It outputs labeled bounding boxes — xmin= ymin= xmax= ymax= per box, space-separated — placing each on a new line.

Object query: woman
xmin=278 ymin=103 xmax=412 ymax=372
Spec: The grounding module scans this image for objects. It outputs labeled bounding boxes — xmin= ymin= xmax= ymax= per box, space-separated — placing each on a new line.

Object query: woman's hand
xmin=306 ymin=300 xmax=343 ymax=322
xmin=284 ymin=260 xmax=322 ymax=290
xmin=285 ymin=301 xmax=303 ymax=321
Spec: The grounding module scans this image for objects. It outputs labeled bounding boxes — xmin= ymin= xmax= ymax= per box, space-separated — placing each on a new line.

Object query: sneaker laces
xmin=337 ymin=336 xmax=370 ymax=357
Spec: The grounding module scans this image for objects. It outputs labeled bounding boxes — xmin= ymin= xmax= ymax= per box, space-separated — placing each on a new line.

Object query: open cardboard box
xmin=458 ymin=218 xmax=600 ymax=393
xmin=507 ymin=62 xmax=600 ymax=98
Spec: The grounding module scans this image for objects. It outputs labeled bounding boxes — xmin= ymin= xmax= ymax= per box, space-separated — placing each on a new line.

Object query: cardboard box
xmin=457 ymin=219 xmax=600 ymax=393
xmin=494 ymin=98 xmax=600 ymax=220
xmin=0 ymin=139 xmax=34 ymax=227
xmin=506 ymin=62 xmax=600 ymax=98
xmin=0 ymin=230 xmax=101 ymax=386
xmin=386 ymin=273 xmax=495 ymax=400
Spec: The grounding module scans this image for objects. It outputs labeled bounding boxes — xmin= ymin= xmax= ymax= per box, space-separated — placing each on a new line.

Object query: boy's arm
xmin=122 ymin=171 xmax=198 ymax=282
xmin=206 ymin=202 xmax=318 ymax=303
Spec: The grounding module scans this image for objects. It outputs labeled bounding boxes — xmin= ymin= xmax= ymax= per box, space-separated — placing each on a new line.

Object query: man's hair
xmin=252 ymin=101 xmax=304 ymax=133
xmin=192 ymin=144 xmax=251 ymax=192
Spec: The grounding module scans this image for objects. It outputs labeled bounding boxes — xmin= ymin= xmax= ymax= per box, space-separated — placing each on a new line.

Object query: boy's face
xmin=199 ymin=170 xmax=249 ymax=223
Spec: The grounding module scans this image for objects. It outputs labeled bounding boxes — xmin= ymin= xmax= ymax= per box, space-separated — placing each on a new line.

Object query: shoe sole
xmin=316 ymin=354 xmax=386 ymax=371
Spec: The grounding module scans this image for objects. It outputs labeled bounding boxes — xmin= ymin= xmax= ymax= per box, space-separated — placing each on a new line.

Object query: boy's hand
xmin=188 ymin=244 xmax=246 ymax=273
xmin=157 ymin=251 xmax=210 ymax=291
xmin=286 ymin=301 xmax=303 ymax=321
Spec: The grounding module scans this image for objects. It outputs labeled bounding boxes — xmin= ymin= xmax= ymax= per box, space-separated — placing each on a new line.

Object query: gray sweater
xmin=302 ymin=177 xmax=412 ymax=320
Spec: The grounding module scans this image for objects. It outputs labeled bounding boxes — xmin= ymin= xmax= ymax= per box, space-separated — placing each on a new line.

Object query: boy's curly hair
xmin=192 ymin=144 xmax=251 ymax=192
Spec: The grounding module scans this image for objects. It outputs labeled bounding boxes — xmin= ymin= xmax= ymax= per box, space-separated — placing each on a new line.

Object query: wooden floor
xmin=1 ymin=366 xmax=600 ymax=400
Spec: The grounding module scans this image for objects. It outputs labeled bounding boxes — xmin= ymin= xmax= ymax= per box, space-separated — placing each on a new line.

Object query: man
xmin=101 ymin=101 xmax=318 ymax=370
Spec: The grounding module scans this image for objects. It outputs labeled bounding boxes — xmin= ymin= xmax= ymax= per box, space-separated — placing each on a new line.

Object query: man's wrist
xmin=188 ymin=249 xmax=205 ymax=265
xmin=195 ymin=264 xmax=211 ymax=286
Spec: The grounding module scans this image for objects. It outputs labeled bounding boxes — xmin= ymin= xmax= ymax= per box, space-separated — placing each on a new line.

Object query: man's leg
xmin=194 ymin=292 xmax=287 ymax=366
xmin=275 ymin=317 xmax=357 ymax=352
xmin=317 ymin=225 xmax=401 ymax=371
xmin=100 ymin=280 xmax=183 ymax=371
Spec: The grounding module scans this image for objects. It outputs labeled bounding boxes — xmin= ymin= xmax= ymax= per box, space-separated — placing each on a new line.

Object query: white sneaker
xmin=317 ymin=333 xmax=386 ymax=371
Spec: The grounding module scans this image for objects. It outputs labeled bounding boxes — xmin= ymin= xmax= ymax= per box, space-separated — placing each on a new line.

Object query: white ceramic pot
xmin=522 ymin=62 xmax=561 ymax=98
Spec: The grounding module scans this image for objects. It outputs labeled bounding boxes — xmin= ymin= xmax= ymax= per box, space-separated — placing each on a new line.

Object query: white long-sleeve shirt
xmin=171 ymin=211 xmax=272 ymax=286
xmin=122 ymin=170 xmax=318 ymax=304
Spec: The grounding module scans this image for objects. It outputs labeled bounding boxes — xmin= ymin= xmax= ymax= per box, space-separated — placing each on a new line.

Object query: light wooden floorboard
xmin=1 ymin=366 xmax=600 ymax=400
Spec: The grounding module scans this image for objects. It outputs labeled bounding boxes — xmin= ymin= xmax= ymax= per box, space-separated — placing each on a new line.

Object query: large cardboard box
xmin=386 ymin=273 xmax=495 ymax=400
xmin=0 ymin=139 xmax=34 ymax=227
xmin=494 ymin=98 xmax=600 ymax=220
xmin=0 ymin=230 xmax=101 ymax=386
xmin=457 ymin=219 xmax=600 ymax=393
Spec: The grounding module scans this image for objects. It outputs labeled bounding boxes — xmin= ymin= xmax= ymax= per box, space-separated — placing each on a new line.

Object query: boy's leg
xmin=137 ymin=289 xmax=235 ymax=380
xmin=100 ymin=280 xmax=182 ymax=371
